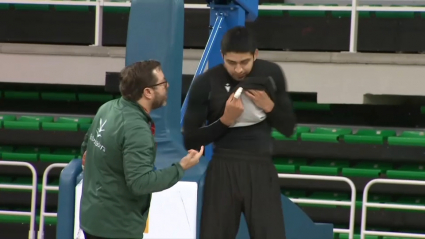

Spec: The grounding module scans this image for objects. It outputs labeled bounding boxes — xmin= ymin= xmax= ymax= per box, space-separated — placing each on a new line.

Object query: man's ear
xmin=253 ymin=49 xmax=259 ymax=61
xmin=143 ymin=88 xmax=154 ymax=100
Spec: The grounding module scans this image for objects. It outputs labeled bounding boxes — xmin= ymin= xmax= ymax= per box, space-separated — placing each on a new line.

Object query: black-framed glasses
xmin=148 ymin=79 xmax=168 ymax=88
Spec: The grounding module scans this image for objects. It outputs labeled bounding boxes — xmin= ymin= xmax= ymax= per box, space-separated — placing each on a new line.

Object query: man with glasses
xmin=79 ymin=60 xmax=204 ymax=239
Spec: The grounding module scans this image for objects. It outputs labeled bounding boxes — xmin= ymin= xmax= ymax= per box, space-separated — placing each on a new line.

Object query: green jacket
xmin=79 ymin=97 xmax=185 ymax=239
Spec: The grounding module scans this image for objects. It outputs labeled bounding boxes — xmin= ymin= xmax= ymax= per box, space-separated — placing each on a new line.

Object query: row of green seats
xmin=0 ymin=1 xmax=130 ymax=13
xmin=0 ymin=176 xmax=59 ymax=193
xmin=274 ymin=158 xmax=425 ymax=180
xmin=273 ymin=126 xmax=425 ymax=146
xmin=293 ymin=102 xmax=330 ymax=111
xmin=1 ymin=2 xmax=423 ymax=19
xmin=1 ymin=90 xmax=328 ymax=111
xmin=0 ymin=115 xmax=92 ymax=131
xmin=1 ymin=91 xmax=115 ymax=102
xmin=0 ymin=207 xmax=57 ymax=225
xmin=260 ymin=3 xmax=425 ymax=19
xmin=283 ymin=189 xmax=425 ymax=212
xmin=0 ymin=146 xmax=80 ymax=163
xmin=335 ymin=229 xmax=425 ymax=239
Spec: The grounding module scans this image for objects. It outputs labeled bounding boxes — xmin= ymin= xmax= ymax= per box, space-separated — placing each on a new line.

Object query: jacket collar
xmin=120 ymin=97 xmax=153 ymax=123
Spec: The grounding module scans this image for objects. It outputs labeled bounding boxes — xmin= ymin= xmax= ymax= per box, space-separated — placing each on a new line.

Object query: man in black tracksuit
xmin=182 ymin=26 xmax=296 ymax=239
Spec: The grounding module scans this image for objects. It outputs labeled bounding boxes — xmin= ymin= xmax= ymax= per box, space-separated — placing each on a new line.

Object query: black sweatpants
xmin=200 ymin=148 xmax=287 ymax=239
xmin=83 ymin=231 xmax=105 ymax=239
xmin=83 ymin=231 xmax=130 ymax=239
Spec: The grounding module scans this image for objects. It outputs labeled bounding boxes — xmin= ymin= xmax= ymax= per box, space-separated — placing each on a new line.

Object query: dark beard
xmin=151 ymin=97 xmax=164 ymax=110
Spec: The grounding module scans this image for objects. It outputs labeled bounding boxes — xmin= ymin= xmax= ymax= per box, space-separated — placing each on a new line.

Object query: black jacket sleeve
xmin=266 ymin=64 xmax=297 ymax=137
xmin=182 ymin=74 xmax=229 ymax=150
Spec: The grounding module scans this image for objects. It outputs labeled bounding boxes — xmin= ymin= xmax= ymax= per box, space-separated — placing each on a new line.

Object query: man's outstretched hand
xmin=179 ymin=146 xmax=205 ymax=170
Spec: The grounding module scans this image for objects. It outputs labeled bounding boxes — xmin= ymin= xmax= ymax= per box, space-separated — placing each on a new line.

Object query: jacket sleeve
xmin=266 ymin=64 xmax=297 ymax=137
xmin=123 ymin=123 xmax=185 ymax=196
xmin=182 ymin=74 xmax=229 ymax=150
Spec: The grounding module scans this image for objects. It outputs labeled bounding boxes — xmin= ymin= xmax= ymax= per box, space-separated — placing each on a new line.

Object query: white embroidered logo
xmin=96 ymin=118 xmax=107 ymax=138
xmin=225 ymin=83 xmax=230 ymax=92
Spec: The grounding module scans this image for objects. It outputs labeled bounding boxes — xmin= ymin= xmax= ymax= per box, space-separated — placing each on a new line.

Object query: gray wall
xmin=1 ymin=43 xmax=425 ymax=104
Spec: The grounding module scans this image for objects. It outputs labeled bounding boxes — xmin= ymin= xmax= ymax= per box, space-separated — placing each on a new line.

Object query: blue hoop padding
xmin=56 ymin=158 xmax=83 ymax=239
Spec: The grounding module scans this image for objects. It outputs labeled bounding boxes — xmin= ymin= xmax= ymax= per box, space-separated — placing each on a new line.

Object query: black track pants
xmin=200 ymin=148 xmax=286 ymax=239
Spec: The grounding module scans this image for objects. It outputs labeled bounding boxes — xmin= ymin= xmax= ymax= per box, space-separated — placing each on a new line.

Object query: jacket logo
xmin=225 ymin=83 xmax=230 ymax=92
xmin=96 ymin=118 xmax=107 ymax=138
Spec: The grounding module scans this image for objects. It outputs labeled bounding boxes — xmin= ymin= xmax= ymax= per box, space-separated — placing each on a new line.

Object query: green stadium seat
xmin=272 ymin=126 xmax=310 ymax=141
xmin=37 ymin=214 xmax=58 ymax=225
xmin=387 ymin=170 xmax=425 ymax=180
xmin=0 ymin=3 xmax=9 ymax=10
xmin=4 ymin=115 xmax=53 ymax=130
xmin=0 ymin=212 xmax=31 ymax=223
xmin=41 ymin=92 xmax=77 ymax=101
xmin=0 ymin=115 xmax=16 ymax=121
xmin=311 ymin=159 xmax=349 ymax=169
xmin=314 ymin=127 xmax=352 ymax=135
xmin=57 ymin=116 xmax=92 ymax=124
xmin=340 ymin=233 xmax=379 ymax=239
xmin=299 ymin=165 xmax=339 ymax=176
xmin=78 ymin=93 xmax=114 ymax=102
xmin=0 ymin=115 xmax=16 ymax=128
xmin=400 ymin=131 xmax=425 ymax=137
xmin=293 ymin=102 xmax=330 ymax=111
xmin=342 ymin=162 xmax=392 ymax=177
xmin=301 ymin=127 xmax=352 ymax=143
xmin=42 ymin=122 xmax=78 ymax=131
xmin=0 ymin=146 xmax=14 ymax=158
xmin=388 ymin=131 xmax=425 ymax=146
xmin=344 ymin=129 xmax=396 ymax=144
xmin=19 ymin=116 xmax=54 ymax=122
xmin=44 ymin=116 xmax=92 ymax=131
xmin=282 ymin=189 xmax=306 ymax=198
xmin=4 ymin=91 xmax=39 ymax=100
xmin=2 ymin=147 xmax=49 ymax=162
xmin=13 ymin=3 xmax=49 ymax=11
xmin=274 ymin=158 xmax=307 ymax=173
xmin=4 ymin=121 xmax=39 ymax=130
xmin=40 ymin=148 xmax=78 ymax=163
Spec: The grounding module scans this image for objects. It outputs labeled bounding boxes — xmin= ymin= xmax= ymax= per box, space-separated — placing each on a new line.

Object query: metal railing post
xmin=278 ymin=174 xmax=356 ymax=239
xmin=37 ymin=163 xmax=68 ymax=239
xmin=0 ymin=161 xmax=37 ymax=239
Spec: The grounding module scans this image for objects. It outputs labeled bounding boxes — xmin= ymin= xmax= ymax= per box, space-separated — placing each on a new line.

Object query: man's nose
xmin=235 ymin=66 xmax=243 ymax=73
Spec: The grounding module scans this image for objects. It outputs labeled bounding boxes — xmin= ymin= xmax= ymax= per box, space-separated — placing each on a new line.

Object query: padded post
xmin=125 ymin=0 xmax=185 ymax=147
xmin=56 ymin=159 xmax=82 ymax=239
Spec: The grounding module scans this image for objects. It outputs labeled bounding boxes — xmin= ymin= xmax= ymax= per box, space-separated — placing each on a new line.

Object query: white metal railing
xmin=37 ymin=163 xmax=68 ymax=239
xmin=360 ymin=178 xmax=425 ymax=239
xmin=0 ymin=161 xmax=37 ymax=239
xmin=278 ymin=173 xmax=356 ymax=239
xmin=0 ymin=0 xmax=425 ymax=52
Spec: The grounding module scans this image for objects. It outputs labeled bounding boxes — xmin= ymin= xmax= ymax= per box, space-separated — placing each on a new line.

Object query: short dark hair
xmin=221 ymin=26 xmax=257 ymax=55
xmin=119 ymin=60 xmax=161 ymax=102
